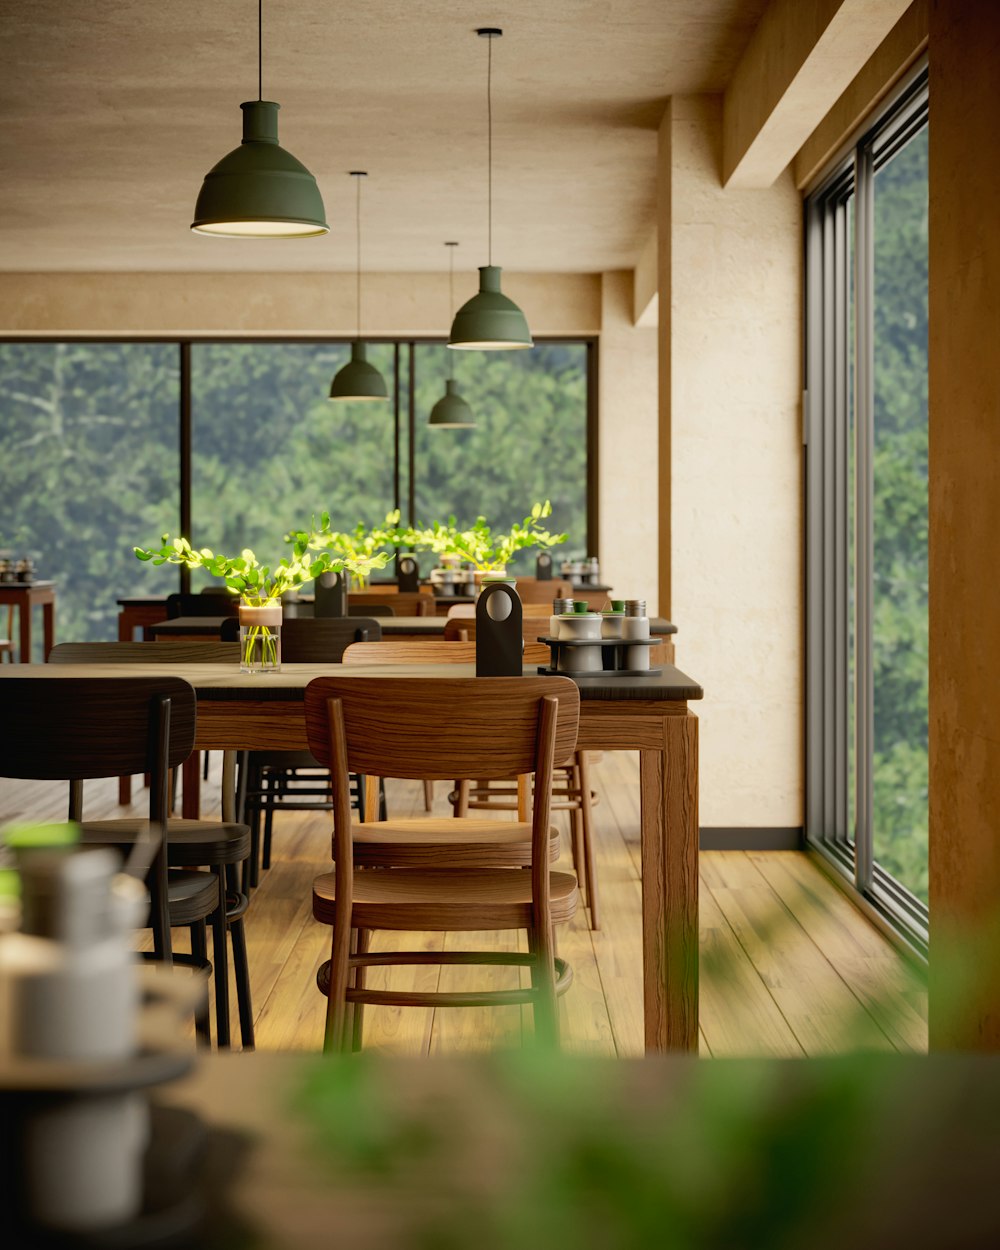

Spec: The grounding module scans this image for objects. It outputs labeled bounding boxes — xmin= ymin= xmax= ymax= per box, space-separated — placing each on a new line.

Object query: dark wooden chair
xmin=47 ymin=643 xmax=254 ymax=1048
xmin=165 ymin=591 xmax=240 ymax=619
xmin=1 ymin=604 xmax=13 ymax=661
xmin=305 ymin=675 xmax=580 ymax=1052
xmin=0 ymin=674 xmax=222 ymax=1042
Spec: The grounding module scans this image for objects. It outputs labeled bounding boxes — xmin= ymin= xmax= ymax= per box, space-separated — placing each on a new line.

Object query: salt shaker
xmin=623 ymin=599 xmax=651 ymax=670
xmin=549 ymin=596 xmax=574 ymax=640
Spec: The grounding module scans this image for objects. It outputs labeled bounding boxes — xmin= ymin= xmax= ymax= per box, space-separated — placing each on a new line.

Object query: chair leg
xmin=422 ymin=779 xmax=434 ymax=811
xmin=576 ymin=751 xmax=600 ymax=931
xmin=210 ymin=868 xmax=231 ymax=1048
xmin=455 ymin=779 xmax=470 ymax=817
xmin=323 ymin=924 xmax=352 ymax=1055
xmin=202 ymin=750 xmax=210 ymax=781
xmin=226 ymin=863 xmax=255 ymax=1051
xmin=351 ymin=928 xmax=369 ymax=1053
xmin=529 ymin=920 xmax=560 ymax=1049
xmin=262 ymin=775 xmax=275 ymax=871
xmin=190 ymin=922 xmax=211 ymax=1047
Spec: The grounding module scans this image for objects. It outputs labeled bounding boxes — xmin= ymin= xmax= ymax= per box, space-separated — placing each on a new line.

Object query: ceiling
xmin=0 ymin=0 xmax=768 ymax=274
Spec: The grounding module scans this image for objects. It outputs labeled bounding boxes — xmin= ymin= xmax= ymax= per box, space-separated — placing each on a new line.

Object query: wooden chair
xmin=0 ymin=674 xmax=225 ymax=1043
xmin=48 ymin=643 xmax=254 ymax=1047
xmin=440 ymin=617 xmax=602 ymax=929
xmin=305 ymin=675 xmax=580 ymax=1051
xmin=223 ymin=617 xmax=383 ymax=883
xmin=348 ymin=590 xmax=434 ymax=617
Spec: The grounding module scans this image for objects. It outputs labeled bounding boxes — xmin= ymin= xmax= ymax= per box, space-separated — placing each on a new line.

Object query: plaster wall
xmin=598 ymin=270 xmax=659 ymax=610
xmin=662 ymin=95 xmax=803 ymax=829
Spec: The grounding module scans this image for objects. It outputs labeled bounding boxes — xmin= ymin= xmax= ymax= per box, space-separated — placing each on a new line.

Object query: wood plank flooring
xmin=0 ymin=751 xmax=927 ymax=1057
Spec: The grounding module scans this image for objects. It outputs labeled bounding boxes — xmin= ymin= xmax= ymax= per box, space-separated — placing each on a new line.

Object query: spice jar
xmin=623 ymin=599 xmax=651 ymax=670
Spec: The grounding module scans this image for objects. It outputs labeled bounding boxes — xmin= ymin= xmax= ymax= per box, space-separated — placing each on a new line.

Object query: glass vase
xmin=238 ymin=602 xmax=282 ymax=674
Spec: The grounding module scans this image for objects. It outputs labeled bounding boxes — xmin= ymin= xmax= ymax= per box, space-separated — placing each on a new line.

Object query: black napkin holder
xmin=476 ymin=583 xmax=523 ymax=677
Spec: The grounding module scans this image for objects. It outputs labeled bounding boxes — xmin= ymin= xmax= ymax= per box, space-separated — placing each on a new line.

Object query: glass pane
xmin=190 ymin=342 xmax=397 ymax=582
xmin=411 ymin=342 xmax=589 ymax=571
xmin=871 ymin=126 xmax=929 ymax=903
xmin=0 ymin=342 xmax=180 ymax=656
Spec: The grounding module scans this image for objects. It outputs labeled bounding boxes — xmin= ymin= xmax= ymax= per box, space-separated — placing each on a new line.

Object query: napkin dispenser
xmin=475 ymin=582 xmax=523 ymax=677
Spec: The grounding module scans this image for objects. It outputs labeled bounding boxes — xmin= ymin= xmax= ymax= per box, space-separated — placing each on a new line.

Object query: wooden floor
xmin=0 ymin=752 xmax=927 ymax=1057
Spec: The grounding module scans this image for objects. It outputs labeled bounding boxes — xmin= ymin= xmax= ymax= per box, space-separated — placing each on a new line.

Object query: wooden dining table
xmin=1 ymin=660 xmax=703 ymax=1053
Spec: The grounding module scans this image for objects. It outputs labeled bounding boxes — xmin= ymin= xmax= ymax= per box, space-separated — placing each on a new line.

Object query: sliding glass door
xmin=805 ymin=68 xmax=928 ymax=945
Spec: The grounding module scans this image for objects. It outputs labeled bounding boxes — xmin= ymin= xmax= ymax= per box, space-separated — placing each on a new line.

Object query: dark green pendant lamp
xmin=191 ymin=0 xmax=328 ymax=238
xmin=430 ymin=243 xmax=475 ymax=428
xmin=448 ymin=29 xmax=533 ymax=352
xmin=329 ymin=172 xmax=389 ymax=402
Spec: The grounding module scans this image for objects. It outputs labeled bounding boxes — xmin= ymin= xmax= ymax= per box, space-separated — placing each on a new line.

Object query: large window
xmin=805 ymin=68 xmax=928 ymax=946
xmin=0 ymin=338 xmax=593 ymax=640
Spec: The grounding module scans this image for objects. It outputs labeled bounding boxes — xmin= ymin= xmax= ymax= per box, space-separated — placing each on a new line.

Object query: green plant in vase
xmin=134 ymin=534 xmax=387 ymax=670
xmin=411 ymin=501 xmax=567 ymax=578
xmin=286 ymin=511 xmax=408 ymax=591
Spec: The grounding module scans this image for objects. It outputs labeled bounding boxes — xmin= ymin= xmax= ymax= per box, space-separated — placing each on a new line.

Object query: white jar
xmin=557 ymin=612 xmax=603 ymax=673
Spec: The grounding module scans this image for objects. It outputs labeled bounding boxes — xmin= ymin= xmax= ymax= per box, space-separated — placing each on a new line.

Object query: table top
xmin=5 ymin=660 xmax=703 ymax=702
xmin=0 ymin=580 xmax=54 ymax=593
xmin=154 ymin=1050 xmax=1000 ymax=1249
xmin=140 ymin=613 xmax=678 ymax=638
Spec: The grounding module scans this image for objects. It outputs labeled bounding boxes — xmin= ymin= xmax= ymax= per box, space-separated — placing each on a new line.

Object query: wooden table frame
xmin=0 ymin=580 xmax=55 ymax=662
xmin=189 ymin=667 xmax=700 ymax=1053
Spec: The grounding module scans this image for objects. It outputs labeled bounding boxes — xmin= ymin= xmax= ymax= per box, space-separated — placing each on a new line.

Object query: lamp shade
xmin=448 ymin=266 xmax=533 ymax=350
xmin=329 ymin=341 xmax=389 ymax=402
xmin=191 ymin=101 xmax=329 ymax=238
xmin=428 ymin=379 xmax=475 ymax=428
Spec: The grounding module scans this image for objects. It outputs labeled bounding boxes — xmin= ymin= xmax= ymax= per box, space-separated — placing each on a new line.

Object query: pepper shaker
xmin=623 ymin=599 xmax=650 ymax=670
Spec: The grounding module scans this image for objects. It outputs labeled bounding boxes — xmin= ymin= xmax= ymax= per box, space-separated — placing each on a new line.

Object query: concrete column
xmin=659 ymin=95 xmax=803 ymax=829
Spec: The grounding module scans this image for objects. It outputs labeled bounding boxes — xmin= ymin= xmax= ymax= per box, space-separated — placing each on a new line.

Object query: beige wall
xmin=661 ymin=95 xmax=803 ymax=829
xmin=598 ymin=270 xmax=659 ymax=609
xmin=0 ymin=271 xmax=600 ymax=338
xmin=928 ymin=0 xmax=1000 ymax=1049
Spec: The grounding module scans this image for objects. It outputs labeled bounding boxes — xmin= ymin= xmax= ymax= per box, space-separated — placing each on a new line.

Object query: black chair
xmin=224 ymin=617 xmax=384 ymax=884
xmin=0 ymin=675 xmax=223 ymax=1043
xmin=48 ymin=643 xmax=254 ymax=1049
xmin=165 ymin=591 xmax=240 ymax=619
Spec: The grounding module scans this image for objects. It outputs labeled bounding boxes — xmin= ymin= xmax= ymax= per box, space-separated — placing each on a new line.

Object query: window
xmin=0 ymin=338 xmax=593 ymax=639
xmin=805 ymin=68 xmax=928 ymax=947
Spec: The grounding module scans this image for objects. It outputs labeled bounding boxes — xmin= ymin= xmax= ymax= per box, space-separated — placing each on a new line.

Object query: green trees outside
xmin=871 ymin=126 xmax=929 ymax=902
xmin=0 ymin=338 xmax=588 ymax=648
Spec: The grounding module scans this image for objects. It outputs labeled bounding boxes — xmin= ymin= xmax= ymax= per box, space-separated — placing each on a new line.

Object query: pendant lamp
xmin=430 ymin=243 xmax=475 ymax=428
xmin=329 ymin=172 xmax=389 ymax=402
xmin=448 ymin=29 xmax=533 ymax=351
xmin=191 ymin=0 xmax=328 ymax=238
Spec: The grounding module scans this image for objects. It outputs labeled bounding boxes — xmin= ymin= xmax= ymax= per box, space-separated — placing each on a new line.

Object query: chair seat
xmin=313 ymin=867 xmax=579 ymax=932
xmin=80 ymin=818 xmax=251 ymax=867
xmin=348 ymin=817 xmax=560 ymax=868
xmin=163 ymin=869 xmax=220 ymax=927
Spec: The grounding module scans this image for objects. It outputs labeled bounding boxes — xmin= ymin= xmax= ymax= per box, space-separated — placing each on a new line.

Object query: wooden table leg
xmin=638 ymin=709 xmax=699 ymax=1052
xmin=42 ymin=600 xmax=54 ymax=660
xmin=17 ymin=600 xmax=30 ymax=664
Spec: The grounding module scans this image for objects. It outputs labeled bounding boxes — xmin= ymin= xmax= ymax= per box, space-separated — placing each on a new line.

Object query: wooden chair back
xmin=51 ymin=641 xmax=239 ymax=665
xmin=0 ymin=675 xmax=195 ymax=781
xmin=280 ymin=617 xmax=382 ymax=663
xmin=165 ymin=591 xmax=240 ymax=619
xmin=443 ymin=616 xmax=551 ymax=661
xmin=342 ymin=640 xmax=475 ymax=666
xmin=348 ymin=591 xmax=434 ymax=617
xmin=304 ymin=676 xmax=579 ymax=783
xmin=509 ymin=577 xmax=573 ymax=601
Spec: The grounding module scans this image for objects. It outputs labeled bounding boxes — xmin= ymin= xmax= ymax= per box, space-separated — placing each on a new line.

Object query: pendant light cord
xmin=446 ymin=243 xmax=456 ymax=380
xmin=487 ymin=33 xmax=493 ymax=267
xmin=258 ymin=0 xmax=263 ymax=100
xmin=355 ymin=173 xmax=362 ymax=342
